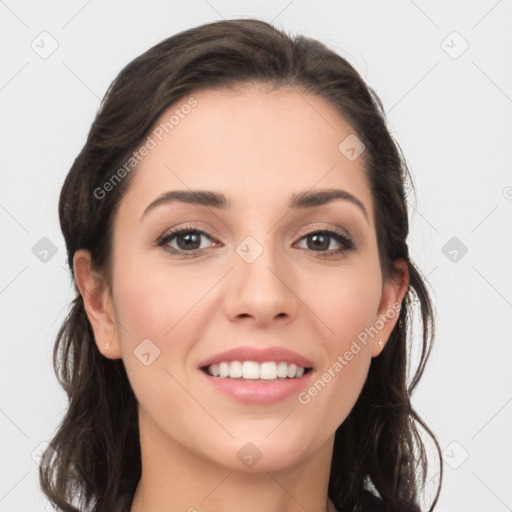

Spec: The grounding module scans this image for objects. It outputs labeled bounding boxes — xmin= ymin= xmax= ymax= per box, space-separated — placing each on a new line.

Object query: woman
xmin=40 ymin=18 xmax=442 ymax=512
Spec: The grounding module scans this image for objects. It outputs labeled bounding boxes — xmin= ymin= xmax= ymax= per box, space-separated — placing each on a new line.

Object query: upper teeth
xmin=208 ymin=361 xmax=306 ymax=380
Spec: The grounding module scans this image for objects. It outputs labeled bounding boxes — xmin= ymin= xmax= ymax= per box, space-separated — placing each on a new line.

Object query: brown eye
xmin=156 ymin=227 xmax=217 ymax=255
xmin=174 ymin=231 xmax=202 ymax=251
xmin=295 ymin=229 xmax=354 ymax=257
xmin=306 ymin=233 xmax=330 ymax=251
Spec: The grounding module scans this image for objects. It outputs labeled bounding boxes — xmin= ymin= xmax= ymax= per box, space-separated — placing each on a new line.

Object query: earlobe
xmin=371 ymin=258 xmax=409 ymax=357
xmin=73 ymin=249 xmax=122 ymax=359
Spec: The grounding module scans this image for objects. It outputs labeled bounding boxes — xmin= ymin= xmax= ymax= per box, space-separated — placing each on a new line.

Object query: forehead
xmin=117 ymin=84 xmax=373 ymax=223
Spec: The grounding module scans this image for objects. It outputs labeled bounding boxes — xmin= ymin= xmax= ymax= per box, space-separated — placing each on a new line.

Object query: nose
xmin=222 ymin=240 xmax=299 ymax=328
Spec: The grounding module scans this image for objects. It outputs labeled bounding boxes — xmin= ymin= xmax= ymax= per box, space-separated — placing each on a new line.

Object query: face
xmin=75 ymin=84 xmax=408 ymax=473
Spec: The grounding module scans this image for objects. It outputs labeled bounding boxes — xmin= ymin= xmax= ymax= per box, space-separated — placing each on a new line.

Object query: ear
xmin=371 ymin=258 xmax=409 ymax=357
xmin=73 ymin=249 xmax=122 ymax=359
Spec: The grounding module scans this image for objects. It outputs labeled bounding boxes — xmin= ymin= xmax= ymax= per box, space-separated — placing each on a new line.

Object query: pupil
xmin=309 ymin=234 xmax=328 ymax=251
xmin=179 ymin=232 xmax=200 ymax=250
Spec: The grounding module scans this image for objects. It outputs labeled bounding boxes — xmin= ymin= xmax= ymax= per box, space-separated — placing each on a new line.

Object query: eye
xmin=294 ymin=229 xmax=354 ymax=257
xmin=155 ymin=225 xmax=355 ymax=258
xmin=156 ymin=225 xmax=218 ymax=256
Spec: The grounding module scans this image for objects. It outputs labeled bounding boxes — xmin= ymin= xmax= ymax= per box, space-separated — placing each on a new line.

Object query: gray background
xmin=1 ymin=1 xmax=511 ymax=510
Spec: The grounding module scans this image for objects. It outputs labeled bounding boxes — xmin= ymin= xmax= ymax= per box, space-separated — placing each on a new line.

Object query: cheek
xmin=111 ymin=255 xmax=216 ymax=399
xmin=303 ymin=254 xmax=383 ymax=347
xmin=110 ymin=263 xmax=208 ymax=441
xmin=112 ymin=254 xmax=214 ymax=346
xmin=298 ymin=354 xmax=371 ymax=443
xmin=295 ymin=259 xmax=381 ymax=429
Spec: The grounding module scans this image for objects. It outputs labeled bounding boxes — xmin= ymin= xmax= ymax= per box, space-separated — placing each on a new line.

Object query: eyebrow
xmin=140 ymin=188 xmax=369 ymax=222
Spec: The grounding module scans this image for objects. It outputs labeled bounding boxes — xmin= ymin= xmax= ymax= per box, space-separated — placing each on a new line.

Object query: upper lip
xmin=198 ymin=346 xmax=314 ymax=369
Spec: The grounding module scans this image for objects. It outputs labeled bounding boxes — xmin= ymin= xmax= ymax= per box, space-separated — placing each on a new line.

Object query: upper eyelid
xmin=294 ymin=224 xmax=352 ymax=240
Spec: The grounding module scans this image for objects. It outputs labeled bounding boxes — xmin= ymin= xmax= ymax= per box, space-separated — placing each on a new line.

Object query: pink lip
xmin=198 ymin=346 xmax=314 ymax=369
xmin=197 ymin=346 xmax=315 ymax=405
xmin=199 ymin=370 xmax=314 ymax=405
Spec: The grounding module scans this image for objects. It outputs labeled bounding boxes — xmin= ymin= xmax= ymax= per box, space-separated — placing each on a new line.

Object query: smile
xmin=198 ymin=346 xmax=315 ymax=404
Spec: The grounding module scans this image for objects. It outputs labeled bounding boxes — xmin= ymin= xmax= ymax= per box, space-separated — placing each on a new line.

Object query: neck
xmin=130 ymin=409 xmax=336 ymax=512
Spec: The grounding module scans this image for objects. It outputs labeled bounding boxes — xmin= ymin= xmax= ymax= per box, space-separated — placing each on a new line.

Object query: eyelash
xmin=155 ymin=224 xmax=355 ymax=259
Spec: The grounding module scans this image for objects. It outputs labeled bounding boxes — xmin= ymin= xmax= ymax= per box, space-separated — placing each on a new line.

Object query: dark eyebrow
xmin=289 ymin=188 xmax=368 ymax=222
xmin=141 ymin=190 xmax=229 ymax=219
xmin=141 ymin=188 xmax=368 ymax=222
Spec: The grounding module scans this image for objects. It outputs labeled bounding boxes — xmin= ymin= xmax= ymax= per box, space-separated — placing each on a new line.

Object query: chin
xmin=204 ymin=428 xmax=324 ymax=473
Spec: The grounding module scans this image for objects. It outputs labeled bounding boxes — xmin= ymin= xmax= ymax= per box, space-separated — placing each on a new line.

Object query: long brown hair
xmin=40 ymin=18 xmax=442 ymax=511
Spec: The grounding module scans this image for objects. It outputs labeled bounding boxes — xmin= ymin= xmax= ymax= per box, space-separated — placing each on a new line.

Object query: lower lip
xmin=199 ymin=370 xmax=313 ymax=405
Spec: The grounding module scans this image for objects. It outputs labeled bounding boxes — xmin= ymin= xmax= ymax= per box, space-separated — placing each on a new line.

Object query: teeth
xmin=277 ymin=361 xmax=288 ymax=378
xmin=229 ymin=360 xmax=243 ymax=378
xmin=219 ymin=362 xmax=229 ymax=378
xmin=260 ymin=362 xmax=277 ymax=380
xmin=206 ymin=361 xmax=308 ymax=380
xmin=242 ymin=361 xmax=260 ymax=379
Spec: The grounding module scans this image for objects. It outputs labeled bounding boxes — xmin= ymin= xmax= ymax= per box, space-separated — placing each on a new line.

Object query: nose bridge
xmin=223 ymin=230 xmax=298 ymax=325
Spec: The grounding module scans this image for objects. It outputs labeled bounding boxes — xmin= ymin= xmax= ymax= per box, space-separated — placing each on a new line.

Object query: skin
xmin=74 ymin=84 xmax=409 ymax=512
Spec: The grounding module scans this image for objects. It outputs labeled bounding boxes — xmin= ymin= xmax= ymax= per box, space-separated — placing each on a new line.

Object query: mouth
xmin=198 ymin=346 xmax=315 ymax=404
